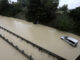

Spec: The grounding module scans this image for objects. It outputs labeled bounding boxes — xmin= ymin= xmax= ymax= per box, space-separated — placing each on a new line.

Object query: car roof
xmin=67 ymin=37 xmax=78 ymax=43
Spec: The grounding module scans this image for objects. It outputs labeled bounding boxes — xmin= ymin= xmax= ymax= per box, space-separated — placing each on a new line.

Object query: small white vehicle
xmin=61 ymin=36 xmax=79 ymax=47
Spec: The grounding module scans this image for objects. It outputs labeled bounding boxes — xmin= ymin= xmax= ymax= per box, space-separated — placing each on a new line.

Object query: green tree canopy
xmin=59 ymin=5 xmax=68 ymax=11
xmin=69 ymin=7 xmax=80 ymax=33
xmin=26 ymin=0 xmax=59 ymax=24
xmin=0 ymin=0 xmax=10 ymax=14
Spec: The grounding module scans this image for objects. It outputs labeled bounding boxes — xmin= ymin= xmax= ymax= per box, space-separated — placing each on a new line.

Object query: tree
xmin=69 ymin=7 xmax=80 ymax=21
xmin=26 ymin=0 xmax=59 ymax=24
xmin=5 ymin=2 xmax=22 ymax=17
xmin=0 ymin=0 xmax=10 ymax=14
xmin=17 ymin=0 xmax=29 ymax=7
xmin=0 ymin=0 xmax=22 ymax=17
xmin=53 ymin=12 xmax=74 ymax=31
xmin=69 ymin=7 xmax=80 ymax=34
xmin=59 ymin=5 xmax=68 ymax=12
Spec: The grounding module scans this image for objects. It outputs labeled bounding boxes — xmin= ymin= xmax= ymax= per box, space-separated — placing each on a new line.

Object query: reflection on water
xmin=0 ymin=16 xmax=80 ymax=60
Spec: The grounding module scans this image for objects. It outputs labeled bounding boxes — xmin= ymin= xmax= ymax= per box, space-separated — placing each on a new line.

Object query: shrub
xmin=69 ymin=7 xmax=80 ymax=21
xmin=4 ymin=3 xmax=22 ymax=17
xmin=0 ymin=0 xmax=10 ymax=14
xmin=69 ymin=7 xmax=80 ymax=34
xmin=53 ymin=12 xmax=74 ymax=31
xmin=0 ymin=0 xmax=22 ymax=17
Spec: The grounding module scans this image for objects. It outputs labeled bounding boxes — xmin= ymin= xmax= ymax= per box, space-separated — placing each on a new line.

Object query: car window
xmin=68 ymin=40 xmax=75 ymax=44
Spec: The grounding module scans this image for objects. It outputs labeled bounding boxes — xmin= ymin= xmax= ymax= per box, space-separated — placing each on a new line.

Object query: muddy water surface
xmin=0 ymin=16 xmax=80 ymax=60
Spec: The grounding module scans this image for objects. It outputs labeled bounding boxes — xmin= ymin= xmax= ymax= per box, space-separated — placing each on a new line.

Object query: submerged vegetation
xmin=0 ymin=0 xmax=80 ymax=35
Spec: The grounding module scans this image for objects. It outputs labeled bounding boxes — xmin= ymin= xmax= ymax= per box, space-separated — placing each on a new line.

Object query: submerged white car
xmin=61 ymin=36 xmax=79 ymax=47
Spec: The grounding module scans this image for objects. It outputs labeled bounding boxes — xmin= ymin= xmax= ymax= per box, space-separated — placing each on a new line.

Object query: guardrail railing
xmin=0 ymin=34 xmax=33 ymax=60
xmin=0 ymin=26 xmax=66 ymax=60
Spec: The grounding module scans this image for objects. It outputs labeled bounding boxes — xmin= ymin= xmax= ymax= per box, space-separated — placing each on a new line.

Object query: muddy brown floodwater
xmin=0 ymin=15 xmax=80 ymax=60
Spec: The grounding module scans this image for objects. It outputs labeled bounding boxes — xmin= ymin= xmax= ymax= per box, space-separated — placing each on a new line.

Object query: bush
xmin=0 ymin=0 xmax=10 ymax=14
xmin=53 ymin=12 xmax=74 ymax=31
xmin=69 ymin=7 xmax=80 ymax=34
xmin=69 ymin=7 xmax=80 ymax=21
xmin=4 ymin=3 xmax=22 ymax=17
xmin=0 ymin=0 xmax=22 ymax=17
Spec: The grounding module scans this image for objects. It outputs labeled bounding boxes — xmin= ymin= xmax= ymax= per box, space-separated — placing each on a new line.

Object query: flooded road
xmin=0 ymin=27 xmax=59 ymax=60
xmin=0 ymin=15 xmax=80 ymax=60
xmin=0 ymin=38 xmax=29 ymax=60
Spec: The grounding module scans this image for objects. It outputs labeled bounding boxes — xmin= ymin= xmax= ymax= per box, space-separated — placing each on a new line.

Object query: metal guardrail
xmin=0 ymin=26 xmax=66 ymax=60
xmin=0 ymin=34 xmax=33 ymax=60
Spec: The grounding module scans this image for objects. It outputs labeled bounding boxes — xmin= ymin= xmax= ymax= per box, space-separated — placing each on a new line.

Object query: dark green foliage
xmin=26 ymin=0 xmax=41 ymax=22
xmin=59 ymin=5 xmax=68 ymax=11
xmin=4 ymin=3 xmax=22 ymax=17
xmin=26 ymin=0 xmax=58 ymax=24
xmin=69 ymin=7 xmax=80 ymax=34
xmin=17 ymin=0 xmax=29 ymax=7
xmin=69 ymin=7 xmax=80 ymax=21
xmin=0 ymin=0 xmax=22 ymax=17
xmin=53 ymin=12 xmax=74 ymax=31
xmin=0 ymin=0 xmax=10 ymax=14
